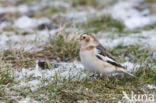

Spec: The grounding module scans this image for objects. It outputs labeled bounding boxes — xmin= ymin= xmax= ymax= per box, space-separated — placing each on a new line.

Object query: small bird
xmin=77 ymin=33 xmax=135 ymax=77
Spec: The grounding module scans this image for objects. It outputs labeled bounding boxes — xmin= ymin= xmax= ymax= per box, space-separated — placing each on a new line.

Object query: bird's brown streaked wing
xmin=96 ymin=44 xmax=126 ymax=69
xmin=96 ymin=44 xmax=116 ymax=60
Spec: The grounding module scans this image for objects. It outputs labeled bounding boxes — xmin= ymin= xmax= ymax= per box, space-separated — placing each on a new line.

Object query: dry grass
xmin=27 ymin=44 xmax=156 ymax=102
xmin=0 ymin=28 xmax=79 ymax=68
xmin=40 ymin=29 xmax=79 ymax=60
xmin=1 ymin=49 xmax=36 ymax=68
xmin=0 ymin=44 xmax=154 ymax=103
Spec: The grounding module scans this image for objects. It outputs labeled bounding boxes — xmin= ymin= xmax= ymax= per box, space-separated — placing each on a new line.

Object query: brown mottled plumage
xmin=81 ymin=46 xmax=95 ymax=51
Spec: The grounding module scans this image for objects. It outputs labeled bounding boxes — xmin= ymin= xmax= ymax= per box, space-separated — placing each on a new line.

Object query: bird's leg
xmin=89 ymin=73 xmax=96 ymax=80
xmin=89 ymin=72 xmax=100 ymax=80
xmin=89 ymin=73 xmax=95 ymax=78
xmin=90 ymin=72 xmax=101 ymax=78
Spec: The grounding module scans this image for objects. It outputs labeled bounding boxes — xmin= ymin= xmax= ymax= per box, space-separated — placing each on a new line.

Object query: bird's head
xmin=77 ymin=33 xmax=99 ymax=48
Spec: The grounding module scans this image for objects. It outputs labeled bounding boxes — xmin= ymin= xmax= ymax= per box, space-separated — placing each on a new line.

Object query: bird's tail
xmin=118 ymin=68 xmax=136 ymax=78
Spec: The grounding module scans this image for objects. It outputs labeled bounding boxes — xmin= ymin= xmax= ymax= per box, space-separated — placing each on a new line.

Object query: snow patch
xmin=13 ymin=61 xmax=86 ymax=92
xmin=0 ymin=5 xmax=29 ymax=14
xmin=147 ymin=84 xmax=156 ymax=89
xmin=100 ymin=30 xmax=156 ymax=48
xmin=109 ymin=1 xmax=156 ymax=29
xmin=118 ymin=101 xmax=122 ymax=103
xmin=19 ymin=80 xmax=41 ymax=91
xmin=52 ymin=1 xmax=70 ymax=9
xmin=13 ymin=60 xmax=139 ymax=94
xmin=14 ymin=16 xmax=51 ymax=29
xmin=14 ymin=16 xmax=38 ymax=29
xmin=67 ymin=9 xmax=96 ymax=23
xmin=122 ymin=62 xmax=140 ymax=72
xmin=0 ymin=32 xmax=36 ymax=50
xmin=18 ymin=97 xmax=40 ymax=103
xmin=17 ymin=5 xmax=29 ymax=13
xmin=0 ymin=6 xmax=17 ymax=14
xmin=0 ymin=28 xmax=59 ymax=50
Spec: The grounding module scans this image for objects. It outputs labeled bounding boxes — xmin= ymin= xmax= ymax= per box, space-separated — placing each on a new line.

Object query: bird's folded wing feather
xmin=96 ymin=44 xmax=125 ymax=69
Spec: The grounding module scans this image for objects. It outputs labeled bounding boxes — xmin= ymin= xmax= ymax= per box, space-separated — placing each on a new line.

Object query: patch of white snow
xmin=109 ymin=1 xmax=156 ymax=29
xmin=147 ymin=84 xmax=156 ymax=89
xmin=18 ymin=97 xmax=40 ymax=103
xmin=14 ymin=16 xmax=37 ymax=29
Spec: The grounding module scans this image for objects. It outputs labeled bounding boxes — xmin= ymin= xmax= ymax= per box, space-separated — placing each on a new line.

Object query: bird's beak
xmin=77 ymin=37 xmax=81 ymax=40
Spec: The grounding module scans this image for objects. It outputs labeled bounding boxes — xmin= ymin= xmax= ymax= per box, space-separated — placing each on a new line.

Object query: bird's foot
xmin=89 ymin=74 xmax=95 ymax=78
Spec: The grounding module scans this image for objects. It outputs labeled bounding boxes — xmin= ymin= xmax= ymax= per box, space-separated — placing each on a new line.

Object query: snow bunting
xmin=77 ymin=33 xmax=135 ymax=77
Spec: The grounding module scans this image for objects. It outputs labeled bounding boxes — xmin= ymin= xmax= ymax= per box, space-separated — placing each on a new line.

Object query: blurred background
xmin=0 ymin=0 xmax=155 ymax=60
xmin=0 ymin=0 xmax=156 ymax=50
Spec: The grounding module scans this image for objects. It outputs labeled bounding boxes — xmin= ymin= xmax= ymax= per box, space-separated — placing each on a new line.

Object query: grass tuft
xmin=139 ymin=22 xmax=156 ymax=30
xmin=70 ymin=0 xmax=99 ymax=7
xmin=40 ymin=31 xmax=79 ymax=60
xmin=1 ymin=49 xmax=36 ymax=68
xmin=0 ymin=61 xmax=14 ymax=99
xmin=0 ymin=65 xmax=14 ymax=85
xmin=0 ymin=28 xmax=79 ymax=68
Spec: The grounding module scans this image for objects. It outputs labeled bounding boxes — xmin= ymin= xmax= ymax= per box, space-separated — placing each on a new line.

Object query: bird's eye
xmin=83 ymin=36 xmax=86 ymax=39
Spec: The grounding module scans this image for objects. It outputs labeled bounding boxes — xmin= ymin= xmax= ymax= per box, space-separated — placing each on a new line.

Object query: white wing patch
xmin=96 ymin=54 xmax=116 ymax=63
xmin=95 ymin=47 xmax=115 ymax=62
xmin=95 ymin=47 xmax=125 ymax=68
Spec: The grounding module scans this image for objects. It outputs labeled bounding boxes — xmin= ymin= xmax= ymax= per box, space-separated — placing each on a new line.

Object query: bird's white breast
xmin=80 ymin=49 xmax=96 ymax=72
xmin=80 ymin=49 xmax=116 ymax=74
